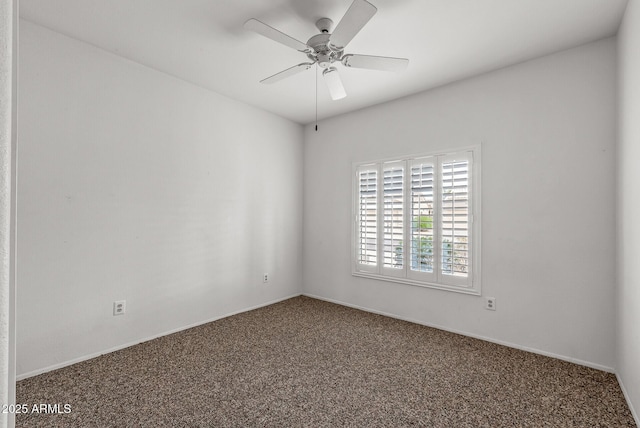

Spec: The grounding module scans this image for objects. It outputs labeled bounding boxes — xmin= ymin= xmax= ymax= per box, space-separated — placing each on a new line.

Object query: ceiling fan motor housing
xmin=307 ymin=27 xmax=343 ymax=68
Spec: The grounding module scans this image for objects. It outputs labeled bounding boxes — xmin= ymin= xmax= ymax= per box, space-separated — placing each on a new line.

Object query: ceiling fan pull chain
xmin=315 ymin=63 xmax=318 ymax=131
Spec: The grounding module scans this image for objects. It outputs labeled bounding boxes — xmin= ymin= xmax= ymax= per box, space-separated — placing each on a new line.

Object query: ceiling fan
xmin=244 ymin=0 xmax=409 ymax=101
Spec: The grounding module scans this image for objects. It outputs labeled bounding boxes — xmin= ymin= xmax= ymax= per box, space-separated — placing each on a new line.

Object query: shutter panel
xmin=382 ymin=163 xmax=404 ymax=273
xmin=356 ymin=167 xmax=378 ymax=270
xmin=409 ymin=159 xmax=436 ymax=280
xmin=440 ymin=154 xmax=471 ymax=284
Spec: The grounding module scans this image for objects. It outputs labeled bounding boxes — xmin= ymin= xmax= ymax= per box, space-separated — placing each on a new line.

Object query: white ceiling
xmin=19 ymin=0 xmax=628 ymax=125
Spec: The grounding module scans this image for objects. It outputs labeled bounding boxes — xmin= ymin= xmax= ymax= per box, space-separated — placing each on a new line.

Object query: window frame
xmin=352 ymin=145 xmax=481 ymax=295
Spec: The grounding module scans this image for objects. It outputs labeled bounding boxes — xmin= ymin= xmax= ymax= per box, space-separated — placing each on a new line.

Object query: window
xmin=352 ymin=147 xmax=481 ymax=295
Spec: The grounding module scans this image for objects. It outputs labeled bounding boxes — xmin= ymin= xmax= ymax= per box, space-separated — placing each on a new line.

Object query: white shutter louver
xmin=410 ymin=161 xmax=435 ymax=274
xmin=357 ymin=168 xmax=377 ymax=267
xmin=441 ymin=158 xmax=470 ymax=278
xmin=383 ymin=164 xmax=404 ymax=270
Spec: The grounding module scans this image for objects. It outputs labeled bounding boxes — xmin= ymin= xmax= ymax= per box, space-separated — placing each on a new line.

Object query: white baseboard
xmin=17 ymin=293 xmax=302 ymax=381
xmin=616 ymin=372 xmax=640 ymax=427
xmin=18 ymin=291 xmax=618 ymax=379
xmin=302 ymin=293 xmax=615 ymax=373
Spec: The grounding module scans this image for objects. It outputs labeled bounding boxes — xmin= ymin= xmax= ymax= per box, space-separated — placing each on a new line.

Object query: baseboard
xmin=17 ymin=293 xmax=302 ymax=381
xmin=18 ymin=291 xmax=617 ymax=379
xmin=302 ymin=293 xmax=615 ymax=373
xmin=616 ymin=373 xmax=640 ymax=427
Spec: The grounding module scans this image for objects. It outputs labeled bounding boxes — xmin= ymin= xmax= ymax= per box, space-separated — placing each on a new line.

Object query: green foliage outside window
xmin=416 ymin=215 xmax=433 ymax=230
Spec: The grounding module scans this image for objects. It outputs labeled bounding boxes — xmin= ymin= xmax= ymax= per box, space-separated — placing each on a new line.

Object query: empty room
xmin=1 ymin=0 xmax=640 ymax=426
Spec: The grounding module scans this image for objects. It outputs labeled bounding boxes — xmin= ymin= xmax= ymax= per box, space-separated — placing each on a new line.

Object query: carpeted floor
xmin=17 ymin=296 xmax=636 ymax=427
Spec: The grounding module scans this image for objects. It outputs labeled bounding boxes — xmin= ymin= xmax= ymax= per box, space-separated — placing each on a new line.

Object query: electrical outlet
xmin=113 ymin=300 xmax=126 ymax=316
xmin=485 ymin=297 xmax=496 ymax=311
xmin=263 ymin=273 xmax=269 ymax=283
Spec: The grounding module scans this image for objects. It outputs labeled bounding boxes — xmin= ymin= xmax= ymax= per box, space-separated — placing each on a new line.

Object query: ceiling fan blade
xmin=323 ymin=67 xmax=347 ymax=100
xmin=329 ymin=0 xmax=377 ymax=51
xmin=244 ymin=18 xmax=310 ymax=53
xmin=260 ymin=63 xmax=314 ymax=84
xmin=342 ymin=54 xmax=409 ymax=72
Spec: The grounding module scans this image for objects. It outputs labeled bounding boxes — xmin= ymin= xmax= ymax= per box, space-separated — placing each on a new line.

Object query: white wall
xmin=617 ymin=0 xmax=640 ymax=422
xmin=17 ymin=20 xmax=303 ymax=377
xmin=304 ymin=38 xmax=617 ymax=370
xmin=1 ymin=1 xmax=18 ymax=426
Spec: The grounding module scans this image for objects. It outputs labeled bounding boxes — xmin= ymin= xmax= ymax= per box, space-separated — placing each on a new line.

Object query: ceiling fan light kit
xmin=244 ymin=0 xmax=409 ymax=101
xmin=323 ymin=67 xmax=347 ymax=100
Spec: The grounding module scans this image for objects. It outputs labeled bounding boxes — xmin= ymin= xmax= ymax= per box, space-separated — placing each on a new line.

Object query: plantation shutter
xmin=355 ymin=166 xmax=378 ymax=273
xmin=382 ymin=162 xmax=404 ymax=276
xmin=439 ymin=152 xmax=472 ymax=287
xmin=352 ymin=147 xmax=479 ymax=294
xmin=407 ymin=157 xmax=437 ymax=282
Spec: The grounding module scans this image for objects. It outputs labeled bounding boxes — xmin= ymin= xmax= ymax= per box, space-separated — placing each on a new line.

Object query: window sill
xmin=352 ymin=271 xmax=481 ymax=296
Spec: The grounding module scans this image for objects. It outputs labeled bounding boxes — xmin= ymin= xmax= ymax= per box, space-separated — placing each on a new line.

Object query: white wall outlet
xmin=485 ymin=297 xmax=496 ymax=311
xmin=113 ymin=300 xmax=126 ymax=316
xmin=263 ymin=273 xmax=269 ymax=283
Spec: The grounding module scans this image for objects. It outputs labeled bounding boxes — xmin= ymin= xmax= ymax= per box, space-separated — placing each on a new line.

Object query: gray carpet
xmin=17 ymin=296 xmax=636 ymax=427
